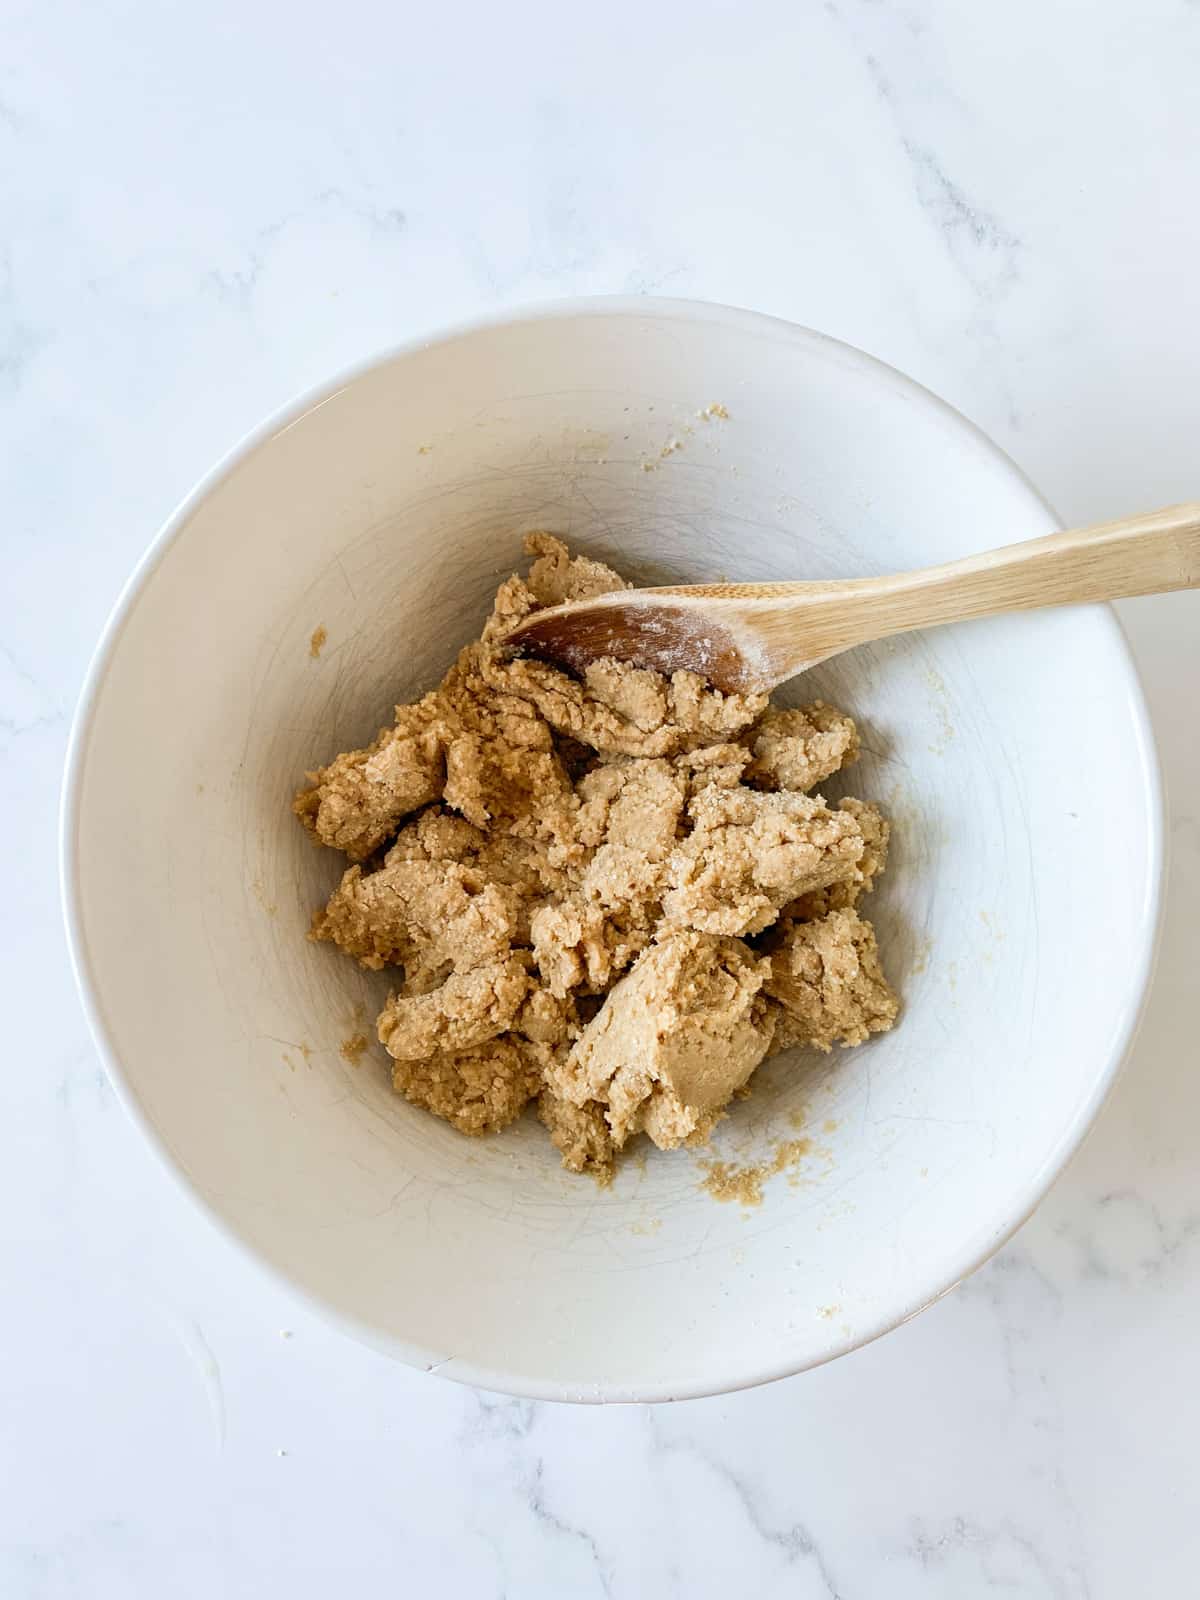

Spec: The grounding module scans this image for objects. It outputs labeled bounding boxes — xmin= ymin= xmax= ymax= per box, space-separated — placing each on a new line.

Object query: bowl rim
xmin=60 ymin=294 xmax=1166 ymax=1403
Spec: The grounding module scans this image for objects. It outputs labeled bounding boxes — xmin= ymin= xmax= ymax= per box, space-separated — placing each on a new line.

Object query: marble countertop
xmin=6 ymin=0 xmax=1199 ymax=1593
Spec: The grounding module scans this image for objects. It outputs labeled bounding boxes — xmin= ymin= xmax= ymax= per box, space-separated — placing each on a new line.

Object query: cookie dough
xmin=392 ymin=1038 xmax=542 ymax=1137
xmin=745 ymin=703 xmax=860 ymax=792
xmin=661 ymin=785 xmax=867 ymax=937
xmin=764 ymin=907 xmax=899 ymax=1051
xmin=295 ymin=534 xmax=899 ymax=1179
xmin=551 ymin=930 xmax=774 ymax=1149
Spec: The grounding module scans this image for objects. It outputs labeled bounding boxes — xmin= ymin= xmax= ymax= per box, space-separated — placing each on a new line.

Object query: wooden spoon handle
xmin=506 ymin=501 xmax=1200 ymax=695
xmin=662 ymin=501 xmax=1200 ymax=609
xmin=844 ymin=500 xmax=1200 ymax=636
xmin=654 ymin=501 xmax=1200 ymax=674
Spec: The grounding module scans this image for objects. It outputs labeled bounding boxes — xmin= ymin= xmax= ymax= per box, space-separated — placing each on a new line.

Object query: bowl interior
xmin=67 ymin=304 xmax=1159 ymax=1400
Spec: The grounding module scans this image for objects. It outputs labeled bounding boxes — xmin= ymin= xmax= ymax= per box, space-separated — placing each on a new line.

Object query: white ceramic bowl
xmin=62 ymin=299 xmax=1162 ymax=1402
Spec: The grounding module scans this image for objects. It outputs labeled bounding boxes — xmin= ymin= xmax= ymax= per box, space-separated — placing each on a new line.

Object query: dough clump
xmin=296 ymin=535 xmax=898 ymax=1179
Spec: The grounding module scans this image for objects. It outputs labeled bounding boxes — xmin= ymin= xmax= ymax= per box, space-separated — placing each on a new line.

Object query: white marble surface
xmin=5 ymin=0 xmax=1199 ymax=1592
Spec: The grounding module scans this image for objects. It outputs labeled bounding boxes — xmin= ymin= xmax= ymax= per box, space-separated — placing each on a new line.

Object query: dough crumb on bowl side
xmin=294 ymin=533 xmax=900 ymax=1178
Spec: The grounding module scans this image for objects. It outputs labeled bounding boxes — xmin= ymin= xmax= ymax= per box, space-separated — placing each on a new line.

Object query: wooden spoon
xmin=503 ymin=502 xmax=1200 ymax=695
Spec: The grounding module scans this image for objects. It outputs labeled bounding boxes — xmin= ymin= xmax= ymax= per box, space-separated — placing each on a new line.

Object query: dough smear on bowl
xmin=295 ymin=534 xmax=899 ymax=1181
